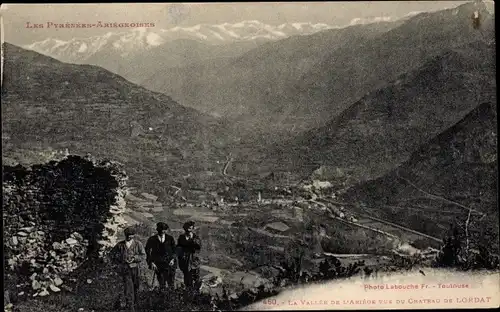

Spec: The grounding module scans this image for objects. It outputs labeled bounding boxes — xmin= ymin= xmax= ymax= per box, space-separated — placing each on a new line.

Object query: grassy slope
xmin=341 ymin=101 xmax=498 ymax=250
xmin=264 ymin=39 xmax=496 ymax=185
xmin=1 ymin=43 xmax=233 ymax=196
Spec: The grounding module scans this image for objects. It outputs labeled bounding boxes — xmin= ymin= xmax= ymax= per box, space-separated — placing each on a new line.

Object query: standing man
xmin=145 ymin=222 xmax=177 ymax=292
xmin=177 ymin=221 xmax=202 ymax=292
xmin=109 ymin=227 xmax=146 ymax=312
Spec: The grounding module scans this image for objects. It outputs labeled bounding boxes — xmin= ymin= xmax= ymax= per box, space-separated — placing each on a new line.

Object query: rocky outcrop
xmin=3 ymin=155 xmax=128 ymax=297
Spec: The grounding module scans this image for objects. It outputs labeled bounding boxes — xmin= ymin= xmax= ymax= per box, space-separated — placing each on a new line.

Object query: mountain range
xmin=23 ymin=21 xmax=336 ymax=81
xmin=138 ymin=1 xmax=494 ymax=138
xmin=25 ymin=21 xmax=337 ymax=58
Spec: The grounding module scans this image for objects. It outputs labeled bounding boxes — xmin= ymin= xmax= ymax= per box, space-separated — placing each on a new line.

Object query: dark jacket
xmin=176 ymin=233 xmax=201 ymax=271
xmin=145 ymin=234 xmax=177 ymax=267
xmin=109 ymin=239 xmax=146 ymax=273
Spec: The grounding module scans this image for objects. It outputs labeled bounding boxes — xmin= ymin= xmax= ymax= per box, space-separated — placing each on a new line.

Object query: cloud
xmin=405 ymin=10 xmax=423 ymax=17
xmin=349 ymin=16 xmax=393 ymax=26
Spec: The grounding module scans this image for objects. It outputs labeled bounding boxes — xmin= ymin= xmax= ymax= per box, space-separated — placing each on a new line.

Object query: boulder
xmin=265 ymin=222 xmax=290 ymax=233
xmin=32 ymin=280 xmax=41 ymax=290
xmin=71 ymin=232 xmax=84 ymax=241
xmin=49 ymin=284 xmax=61 ymax=292
xmin=66 ymin=238 xmax=78 ymax=245
xmin=38 ymin=289 xmax=50 ymax=297
xmin=54 ymin=277 xmax=63 ymax=286
xmin=20 ymin=226 xmax=35 ymax=233
xmin=203 ymin=274 xmax=223 ymax=288
xmin=312 ymin=180 xmax=333 ymax=190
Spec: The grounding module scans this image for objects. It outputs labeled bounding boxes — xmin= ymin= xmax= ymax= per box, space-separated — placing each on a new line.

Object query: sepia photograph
xmin=1 ymin=1 xmax=498 ymax=311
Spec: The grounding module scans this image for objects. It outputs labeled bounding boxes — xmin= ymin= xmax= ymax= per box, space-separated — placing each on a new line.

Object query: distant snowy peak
xmin=24 ymin=21 xmax=337 ymax=62
xmin=157 ymin=21 xmax=336 ymax=42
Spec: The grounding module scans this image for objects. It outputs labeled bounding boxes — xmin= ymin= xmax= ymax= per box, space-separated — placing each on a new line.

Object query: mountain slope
xmin=341 ymin=101 xmax=498 ymax=248
xmin=1 ymin=43 xmax=228 ymax=194
xmin=141 ymin=20 xmax=403 ymax=128
xmin=256 ymin=38 xmax=495 ymax=184
xmin=141 ymin=1 xmax=494 ymax=136
xmin=92 ymin=39 xmax=263 ymax=84
xmin=293 ymin=1 xmax=495 ymax=117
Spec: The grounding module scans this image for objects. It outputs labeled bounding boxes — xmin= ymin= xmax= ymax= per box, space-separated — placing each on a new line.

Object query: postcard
xmin=1 ymin=1 xmax=498 ymax=311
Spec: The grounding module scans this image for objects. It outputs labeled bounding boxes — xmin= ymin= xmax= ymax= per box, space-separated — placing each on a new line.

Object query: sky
xmin=0 ymin=1 xmax=485 ymax=45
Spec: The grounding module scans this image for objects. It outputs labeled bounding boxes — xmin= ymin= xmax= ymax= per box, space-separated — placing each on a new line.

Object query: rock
xmin=52 ymin=242 xmax=63 ymax=250
xmin=71 ymin=232 xmax=84 ymax=241
xmin=43 ymin=267 xmax=49 ymax=274
xmin=229 ymin=293 xmax=239 ymax=300
xmin=109 ymin=208 xmax=123 ymax=215
xmin=66 ymin=238 xmax=78 ymax=245
xmin=11 ymin=236 xmax=18 ymax=246
xmin=20 ymin=226 xmax=35 ymax=232
xmin=203 ymin=274 xmax=223 ymax=288
xmin=32 ymin=280 xmax=41 ymax=290
xmin=18 ymin=292 xmax=25 ymax=296
xmin=17 ymin=232 xmax=28 ymax=237
xmin=49 ymin=284 xmax=61 ymax=292
xmin=265 ymin=222 xmax=290 ymax=233
xmin=38 ymin=289 xmax=50 ymax=297
xmin=312 ymin=180 xmax=333 ymax=190
xmin=78 ymin=308 xmax=84 ymax=311
xmin=30 ymin=273 xmax=37 ymax=281
xmin=86 ymin=279 xmax=92 ymax=284
xmin=54 ymin=277 xmax=63 ymax=286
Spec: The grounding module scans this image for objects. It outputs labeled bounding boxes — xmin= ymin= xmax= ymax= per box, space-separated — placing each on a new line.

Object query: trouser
xmin=122 ymin=267 xmax=140 ymax=311
xmin=155 ymin=264 xmax=176 ymax=290
xmin=181 ymin=268 xmax=200 ymax=291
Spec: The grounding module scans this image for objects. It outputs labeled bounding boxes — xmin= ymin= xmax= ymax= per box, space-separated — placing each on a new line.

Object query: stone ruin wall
xmin=3 ymin=155 xmax=129 ymax=297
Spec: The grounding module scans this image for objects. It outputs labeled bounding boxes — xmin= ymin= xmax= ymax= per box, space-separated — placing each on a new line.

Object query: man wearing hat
xmin=177 ymin=221 xmax=202 ymax=292
xmin=110 ymin=227 xmax=146 ymax=312
xmin=145 ymin=222 xmax=177 ymax=291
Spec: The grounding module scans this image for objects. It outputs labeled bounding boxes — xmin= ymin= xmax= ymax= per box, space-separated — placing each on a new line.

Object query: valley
xmin=2 ymin=1 xmax=498 ymax=311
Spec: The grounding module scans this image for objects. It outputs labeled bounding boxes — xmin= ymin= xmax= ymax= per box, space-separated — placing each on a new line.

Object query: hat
xmin=183 ymin=221 xmax=195 ymax=231
xmin=157 ymin=222 xmax=169 ymax=231
xmin=124 ymin=227 xmax=136 ymax=236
